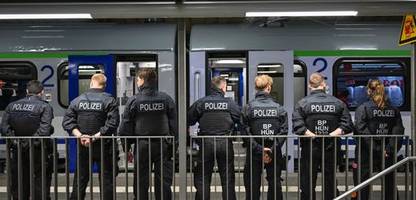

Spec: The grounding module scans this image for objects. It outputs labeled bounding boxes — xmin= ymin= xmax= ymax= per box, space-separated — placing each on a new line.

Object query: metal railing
xmin=0 ymin=134 xmax=413 ymax=200
xmin=188 ymin=134 xmax=412 ymax=200
xmin=0 ymin=135 xmax=176 ymax=200
xmin=335 ymin=156 xmax=416 ymax=200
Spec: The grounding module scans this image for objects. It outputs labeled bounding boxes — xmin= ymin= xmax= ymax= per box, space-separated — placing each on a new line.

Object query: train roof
xmin=190 ymin=20 xmax=411 ymax=51
xmin=0 ymin=22 xmax=176 ymax=52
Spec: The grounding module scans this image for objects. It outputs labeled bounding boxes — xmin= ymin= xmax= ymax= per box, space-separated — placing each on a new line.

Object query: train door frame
xmin=114 ymin=54 xmax=159 ymax=107
xmin=114 ymin=53 xmax=159 ymax=171
xmin=248 ymin=50 xmax=295 ymax=172
xmin=205 ymin=51 xmax=248 ymax=107
xmin=114 ymin=54 xmax=159 ymax=94
xmin=67 ymin=55 xmax=115 ymax=172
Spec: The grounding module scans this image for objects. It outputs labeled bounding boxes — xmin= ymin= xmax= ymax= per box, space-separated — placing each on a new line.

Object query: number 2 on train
xmin=41 ymin=65 xmax=55 ymax=87
xmin=313 ymin=58 xmax=328 ymax=73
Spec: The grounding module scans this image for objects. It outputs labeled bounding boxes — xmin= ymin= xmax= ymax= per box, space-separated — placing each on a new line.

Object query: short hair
xmin=211 ymin=76 xmax=226 ymax=89
xmin=26 ymin=80 xmax=44 ymax=94
xmin=255 ymin=75 xmax=273 ymax=91
xmin=309 ymin=72 xmax=325 ymax=88
xmin=137 ymin=68 xmax=157 ymax=85
xmin=91 ymin=73 xmax=107 ymax=87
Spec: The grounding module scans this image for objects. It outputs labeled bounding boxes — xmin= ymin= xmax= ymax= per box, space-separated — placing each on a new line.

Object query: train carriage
xmin=0 ymin=22 xmax=178 ymax=171
xmin=188 ymin=20 xmax=412 ymax=171
xmin=0 ymin=19 xmax=412 ymax=173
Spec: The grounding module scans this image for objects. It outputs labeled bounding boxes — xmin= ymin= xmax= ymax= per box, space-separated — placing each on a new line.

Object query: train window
xmin=257 ymin=63 xmax=284 ymax=105
xmin=78 ymin=65 xmax=105 ymax=94
xmin=115 ymin=55 xmax=158 ymax=107
xmin=207 ymin=53 xmax=247 ymax=106
xmin=257 ymin=61 xmax=306 ymax=105
xmin=294 ymin=61 xmax=307 ymax=104
xmin=333 ymin=58 xmax=410 ymax=110
xmin=58 ymin=63 xmax=104 ymax=107
xmin=0 ymin=62 xmax=37 ymax=110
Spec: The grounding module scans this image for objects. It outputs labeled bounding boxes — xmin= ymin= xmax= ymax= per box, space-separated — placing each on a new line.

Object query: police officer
xmin=293 ymin=73 xmax=353 ymax=200
xmin=119 ymin=69 xmax=176 ymax=200
xmin=353 ymin=79 xmax=404 ymax=200
xmin=242 ymin=75 xmax=288 ymax=200
xmin=1 ymin=80 xmax=54 ymax=200
xmin=188 ymin=76 xmax=241 ymax=200
xmin=62 ymin=73 xmax=119 ymax=200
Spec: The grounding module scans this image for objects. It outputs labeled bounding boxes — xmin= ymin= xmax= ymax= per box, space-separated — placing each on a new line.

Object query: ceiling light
xmin=0 ymin=14 xmax=92 ymax=20
xmin=214 ymin=60 xmax=245 ymax=64
xmin=257 ymin=71 xmax=278 ymax=74
xmin=246 ymin=11 xmax=358 ymax=17
xmin=339 ymin=47 xmax=378 ymax=50
xmin=258 ymin=64 xmax=282 ymax=68
xmin=79 ymin=65 xmax=96 ymax=69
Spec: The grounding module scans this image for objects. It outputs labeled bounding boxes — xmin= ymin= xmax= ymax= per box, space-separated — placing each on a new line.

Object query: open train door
xmin=248 ymin=51 xmax=296 ymax=173
xmin=67 ymin=55 xmax=115 ymax=172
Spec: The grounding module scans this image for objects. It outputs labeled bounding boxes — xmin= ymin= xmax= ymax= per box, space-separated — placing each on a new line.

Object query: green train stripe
xmin=294 ymin=50 xmax=411 ymax=57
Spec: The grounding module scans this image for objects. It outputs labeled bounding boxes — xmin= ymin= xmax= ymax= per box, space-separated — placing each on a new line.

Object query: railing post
xmin=411 ymin=43 xmax=416 ymax=200
xmin=177 ymin=18 xmax=188 ymax=200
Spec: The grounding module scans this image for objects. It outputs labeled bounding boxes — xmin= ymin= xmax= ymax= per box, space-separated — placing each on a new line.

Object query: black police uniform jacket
xmin=62 ymin=88 xmax=119 ymax=136
xmin=1 ymin=95 xmax=54 ymax=137
xmin=188 ymin=86 xmax=241 ymax=135
xmin=119 ymin=85 xmax=177 ymax=138
xmin=293 ymin=89 xmax=353 ymax=146
xmin=354 ymin=100 xmax=404 ymax=155
xmin=241 ymin=91 xmax=288 ymax=153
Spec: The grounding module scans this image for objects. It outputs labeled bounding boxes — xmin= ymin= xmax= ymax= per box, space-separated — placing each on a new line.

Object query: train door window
xmin=257 ymin=63 xmax=284 ymax=105
xmin=78 ymin=65 xmax=105 ymax=94
xmin=333 ymin=58 xmax=410 ymax=110
xmin=257 ymin=61 xmax=306 ymax=105
xmin=207 ymin=53 xmax=247 ymax=106
xmin=115 ymin=54 xmax=157 ymax=106
xmin=293 ymin=61 xmax=307 ymax=104
xmin=58 ymin=63 xmax=104 ymax=107
xmin=0 ymin=62 xmax=37 ymax=110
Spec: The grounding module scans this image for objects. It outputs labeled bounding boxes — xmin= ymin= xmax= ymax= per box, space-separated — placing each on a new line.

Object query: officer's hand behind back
xmin=263 ymin=148 xmax=272 ymax=164
xmin=305 ymin=129 xmax=316 ymax=137
xmin=329 ymin=128 xmax=343 ymax=137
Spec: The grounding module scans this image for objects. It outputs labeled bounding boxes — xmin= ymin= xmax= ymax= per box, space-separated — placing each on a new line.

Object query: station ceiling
xmin=0 ymin=0 xmax=414 ymax=18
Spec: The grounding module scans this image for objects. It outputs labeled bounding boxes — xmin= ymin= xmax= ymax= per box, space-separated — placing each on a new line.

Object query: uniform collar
xmin=255 ymin=91 xmax=272 ymax=99
xmin=27 ymin=94 xmax=42 ymax=101
xmin=209 ymin=84 xmax=225 ymax=97
xmin=310 ymin=89 xmax=325 ymax=95
xmin=88 ymin=88 xmax=104 ymax=93
xmin=138 ymin=84 xmax=156 ymax=94
xmin=368 ymin=100 xmax=390 ymax=108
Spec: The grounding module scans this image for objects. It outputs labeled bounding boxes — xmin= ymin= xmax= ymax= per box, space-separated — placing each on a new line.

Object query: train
xmin=0 ymin=19 xmax=412 ymax=172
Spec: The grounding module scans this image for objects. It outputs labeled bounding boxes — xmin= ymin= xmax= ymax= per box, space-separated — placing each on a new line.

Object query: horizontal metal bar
xmin=190 ymin=134 xmax=407 ymax=139
xmin=1 ymin=134 xmax=408 ymax=139
xmin=1 ymin=135 xmax=175 ymax=139
xmin=334 ymin=156 xmax=416 ymax=200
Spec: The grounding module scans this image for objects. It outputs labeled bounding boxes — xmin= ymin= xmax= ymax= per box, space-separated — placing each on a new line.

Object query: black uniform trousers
xmin=194 ymin=138 xmax=236 ymax=200
xmin=70 ymin=139 xmax=117 ymax=200
xmin=300 ymin=139 xmax=337 ymax=200
xmin=9 ymin=140 xmax=53 ymax=200
xmin=244 ymin=144 xmax=283 ymax=200
xmin=353 ymin=142 xmax=398 ymax=200
xmin=133 ymin=139 xmax=173 ymax=200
